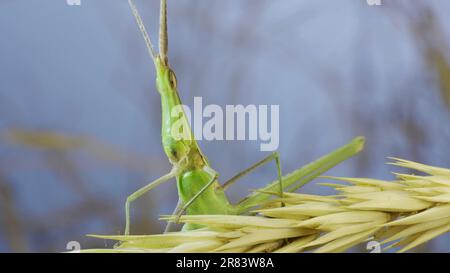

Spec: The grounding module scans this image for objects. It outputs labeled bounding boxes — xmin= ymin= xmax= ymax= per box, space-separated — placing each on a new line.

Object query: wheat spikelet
xmin=86 ymin=158 xmax=450 ymax=253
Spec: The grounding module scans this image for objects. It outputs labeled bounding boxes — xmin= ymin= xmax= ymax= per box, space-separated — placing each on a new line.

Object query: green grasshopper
xmin=124 ymin=0 xmax=364 ymax=235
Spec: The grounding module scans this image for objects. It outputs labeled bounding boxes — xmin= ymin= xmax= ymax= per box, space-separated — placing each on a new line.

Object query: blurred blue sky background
xmin=0 ymin=0 xmax=450 ymax=252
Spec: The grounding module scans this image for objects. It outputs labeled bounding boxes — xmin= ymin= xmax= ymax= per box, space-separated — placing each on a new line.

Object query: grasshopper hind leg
xmin=172 ymin=171 xmax=219 ymax=225
xmin=164 ymin=198 xmax=183 ymax=233
xmin=164 ymin=154 xmax=284 ymax=229
xmin=222 ymin=152 xmax=284 ymax=211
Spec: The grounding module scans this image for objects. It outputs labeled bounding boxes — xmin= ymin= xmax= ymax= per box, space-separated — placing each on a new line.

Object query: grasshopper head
xmin=155 ymin=56 xmax=178 ymax=95
xmin=128 ymin=0 xmax=175 ymax=95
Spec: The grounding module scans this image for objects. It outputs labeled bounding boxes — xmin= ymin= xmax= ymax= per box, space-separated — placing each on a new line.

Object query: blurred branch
xmin=2 ymin=129 xmax=162 ymax=171
xmin=0 ymin=175 xmax=27 ymax=252
xmin=387 ymin=1 xmax=450 ymax=110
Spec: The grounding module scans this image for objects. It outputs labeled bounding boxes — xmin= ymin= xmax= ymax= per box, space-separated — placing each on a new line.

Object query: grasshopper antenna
xmin=159 ymin=0 xmax=169 ymax=65
xmin=128 ymin=0 xmax=157 ymax=65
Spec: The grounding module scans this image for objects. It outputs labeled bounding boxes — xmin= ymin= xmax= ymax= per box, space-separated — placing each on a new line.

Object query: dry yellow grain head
xmin=254 ymin=193 xmax=391 ymax=253
xmin=318 ymin=158 xmax=450 ymax=252
xmin=85 ymin=158 xmax=450 ymax=253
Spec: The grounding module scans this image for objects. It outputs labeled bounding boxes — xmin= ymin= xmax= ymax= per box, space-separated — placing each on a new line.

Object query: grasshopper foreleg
xmin=125 ymin=167 xmax=178 ymax=235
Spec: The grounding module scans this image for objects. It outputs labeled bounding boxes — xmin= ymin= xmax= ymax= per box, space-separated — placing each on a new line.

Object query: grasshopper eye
xmin=168 ymin=69 xmax=178 ymax=89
